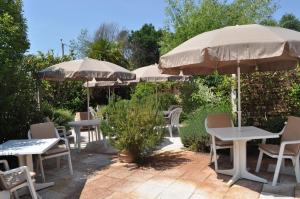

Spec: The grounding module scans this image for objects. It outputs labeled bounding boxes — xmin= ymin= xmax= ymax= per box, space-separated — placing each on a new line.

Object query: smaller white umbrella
xmin=38 ymin=57 xmax=135 ymax=118
xmin=132 ymin=64 xmax=190 ymax=103
xmin=133 ymin=64 xmax=190 ymax=82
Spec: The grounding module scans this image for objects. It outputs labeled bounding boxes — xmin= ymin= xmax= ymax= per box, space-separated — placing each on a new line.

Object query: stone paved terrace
xmin=24 ymin=134 xmax=300 ymax=199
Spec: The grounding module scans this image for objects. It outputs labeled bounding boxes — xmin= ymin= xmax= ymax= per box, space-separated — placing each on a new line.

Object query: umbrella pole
xmin=237 ymin=62 xmax=241 ymax=130
xmin=108 ymin=86 xmax=111 ymax=103
xmin=155 ymin=83 xmax=158 ymax=105
xmin=37 ymin=86 xmax=41 ymax=111
xmin=87 ymin=80 xmax=90 ymax=120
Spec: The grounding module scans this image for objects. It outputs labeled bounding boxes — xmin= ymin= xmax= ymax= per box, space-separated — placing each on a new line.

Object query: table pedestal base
xmin=216 ymin=140 xmax=267 ymax=186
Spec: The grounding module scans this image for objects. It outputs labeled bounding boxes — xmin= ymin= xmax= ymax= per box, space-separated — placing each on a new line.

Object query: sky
xmin=23 ymin=0 xmax=300 ymax=55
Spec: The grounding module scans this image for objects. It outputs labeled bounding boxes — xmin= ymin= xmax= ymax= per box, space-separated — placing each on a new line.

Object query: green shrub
xmin=157 ymin=92 xmax=177 ymax=110
xmin=41 ymin=102 xmax=73 ymax=130
xmin=180 ymin=101 xmax=232 ymax=152
xmin=131 ymin=82 xmax=179 ymax=111
xmin=131 ymin=83 xmax=156 ymax=101
xmin=104 ymin=96 xmax=164 ymax=162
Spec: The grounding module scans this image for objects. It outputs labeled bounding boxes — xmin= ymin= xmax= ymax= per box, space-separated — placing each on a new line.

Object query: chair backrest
xmin=169 ymin=108 xmax=182 ymax=125
xmin=29 ymin=122 xmax=59 ymax=139
xmin=206 ymin=113 xmax=233 ymax=129
xmin=281 ymin=116 xmax=300 ymax=154
xmin=75 ymin=112 xmax=93 ymax=121
xmin=167 ymin=105 xmax=180 ymax=112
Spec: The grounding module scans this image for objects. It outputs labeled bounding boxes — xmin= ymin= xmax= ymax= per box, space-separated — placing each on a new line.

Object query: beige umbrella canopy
xmin=38 ymin=57 xmax=135 ymax=118
xmin=133 ymin=64 xmax=190 ymax=82
xmin=83 ymin=79 xmax=133 ymax=88
xmin=159 ymin=24 xmax=300 ymax=128
xmin=160 ymin=24 xmax=300 ymax=75
xmin=38 ymin=57 xmax=135 ymax=81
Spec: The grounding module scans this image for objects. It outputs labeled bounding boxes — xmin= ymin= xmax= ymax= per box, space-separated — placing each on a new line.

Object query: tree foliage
xmin=0 ymin=0 xmax=40 ymax=142
xmin=87 ymin=39 xmax=129 ymax=68
xmin=161 ymin=0 xmax=277 ymax=54
xmin=128 ymin=24 xmax=163 ymax=68
xmin=279 ymin=13 xmax=300 ymax=31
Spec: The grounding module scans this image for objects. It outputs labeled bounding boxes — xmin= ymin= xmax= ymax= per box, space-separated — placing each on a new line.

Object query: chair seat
xmin=215 ymin=140 xmax=233 ymax=147
xmin=259 ymin=144 xmax=296 ymax=156
xmin=43 ymin=145 xmax=68 ymax=156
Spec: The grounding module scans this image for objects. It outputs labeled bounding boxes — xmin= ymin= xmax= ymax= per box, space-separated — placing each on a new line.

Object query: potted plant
xmin=102 ymin=96 xmax=164 ymax=163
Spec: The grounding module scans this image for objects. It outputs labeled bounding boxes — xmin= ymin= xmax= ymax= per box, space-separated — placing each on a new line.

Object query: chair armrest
xmin=261 ymin=127 xmax=286 ymax=144
xmin=281 ymin=140 xmax=300 ymax=146
xmin=278 ymin=139 xmax=300 ymax=157
xmin=3 ymin=166 xmax=28 ymax=175
xmin=0 ymin=160 xmax=9 ymax=170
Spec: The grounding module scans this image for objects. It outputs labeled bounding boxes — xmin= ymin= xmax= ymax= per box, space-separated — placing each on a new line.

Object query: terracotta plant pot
xmin=119 ymin=150 xmax=135 ymax=163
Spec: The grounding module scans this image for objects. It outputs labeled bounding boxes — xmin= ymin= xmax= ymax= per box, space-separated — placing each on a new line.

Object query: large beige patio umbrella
xmin=38 ymin=57 xmax=135 ymax=118
xmin=159 ymin=24 xmax=300 ymax=129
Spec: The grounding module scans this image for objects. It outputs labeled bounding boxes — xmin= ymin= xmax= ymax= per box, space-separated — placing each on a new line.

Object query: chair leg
xmin=56 ymin=157 xmax=61 ymax=169
xmin=38 ymin=155 xmax=45 ymax=183
xmin=88 ymin=129 xmax=91 ymax=142
xmin=12 ymin=191 xmax=19 ymax=199
xmin=230 ymin=148 xmax=233 ymax=162
xmin=294 ymin=155 xmax=300 ymax=183
xmin=177 ymin=126 xmax=180 ymax=136
xmin=209 ymin=145 xmax=213 ymax=164
xmin=255 ymin=151 xmax=264 ymax=173
xmin=67 ymin=153 xmax=73 ymax=175
xmin=211 ymin=137 xmax=218 ymax=170
xmin=24 ymin=167 xmax=38 ymax=199
xmin=272 ymin=156 xmax=284 ymax=186
xmin=168 ymin=126 xmax=173 ymax=137
xmin=27 ymin=182 xmax=38 ymax=199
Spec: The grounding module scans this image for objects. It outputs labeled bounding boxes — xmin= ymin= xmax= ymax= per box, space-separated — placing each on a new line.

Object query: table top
xmin=0 ymin=138 xmax=59 ymax=156
xmin=207 ymin=126 xmax=279 ymax=141
xmin=68 ymin=119 xmax=100 ymax=127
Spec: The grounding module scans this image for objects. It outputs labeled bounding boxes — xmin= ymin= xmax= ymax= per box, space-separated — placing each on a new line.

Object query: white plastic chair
xmin=0 ymin=160 xmax=40 ymax=199
xmin=28 ymin=122 xmax=73 ymax=182
xmin=255 ymin=116 xmax=300 ymax=186
xmin=205 ymin=113 xmax=234 ymax=171
xmin=165 ymin=108 xmax=182 ymax=137
xmin=75 ymin=111 xmax=97 ymax=142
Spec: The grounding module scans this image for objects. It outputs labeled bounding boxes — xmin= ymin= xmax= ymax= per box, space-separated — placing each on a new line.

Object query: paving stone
xmin=108 ymin=180 xmax=140 ymax=193
xmin=157 ymin=180 xmax=196 ymax=199
xmin=133 ymin=181 xmax=165 ymax=199
xmin=224 ymin=184 xmax=260 ymax=199
xmin=259 ymin=192 xmax=294 ymax=199
xmin=105 ymin=192 xmax=138 ymax=199
xmin=126 ymin=171 xmax=154 ymax=182
xmin=261 ymin=183 xmax=295 ymax=197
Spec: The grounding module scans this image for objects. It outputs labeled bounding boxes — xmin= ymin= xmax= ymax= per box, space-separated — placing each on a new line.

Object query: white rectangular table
xmin=0 ymin=138 xmax=59 ymax=190
xmin=68 ymin=119 xmax=105 ymax=151
xmin=207 ymin=126 xmax=279 ymax=186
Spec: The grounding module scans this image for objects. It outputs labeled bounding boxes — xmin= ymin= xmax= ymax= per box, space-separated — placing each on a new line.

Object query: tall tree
xmin=128 ymin=24 xmax=163 ymax=68
xmin=87 ymin=39 xmax=129 ymax=68
xmin=279 ymin=13 xmax=300 ymax=31
xmin=0 ymin=0 xmax=40 ymax=141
